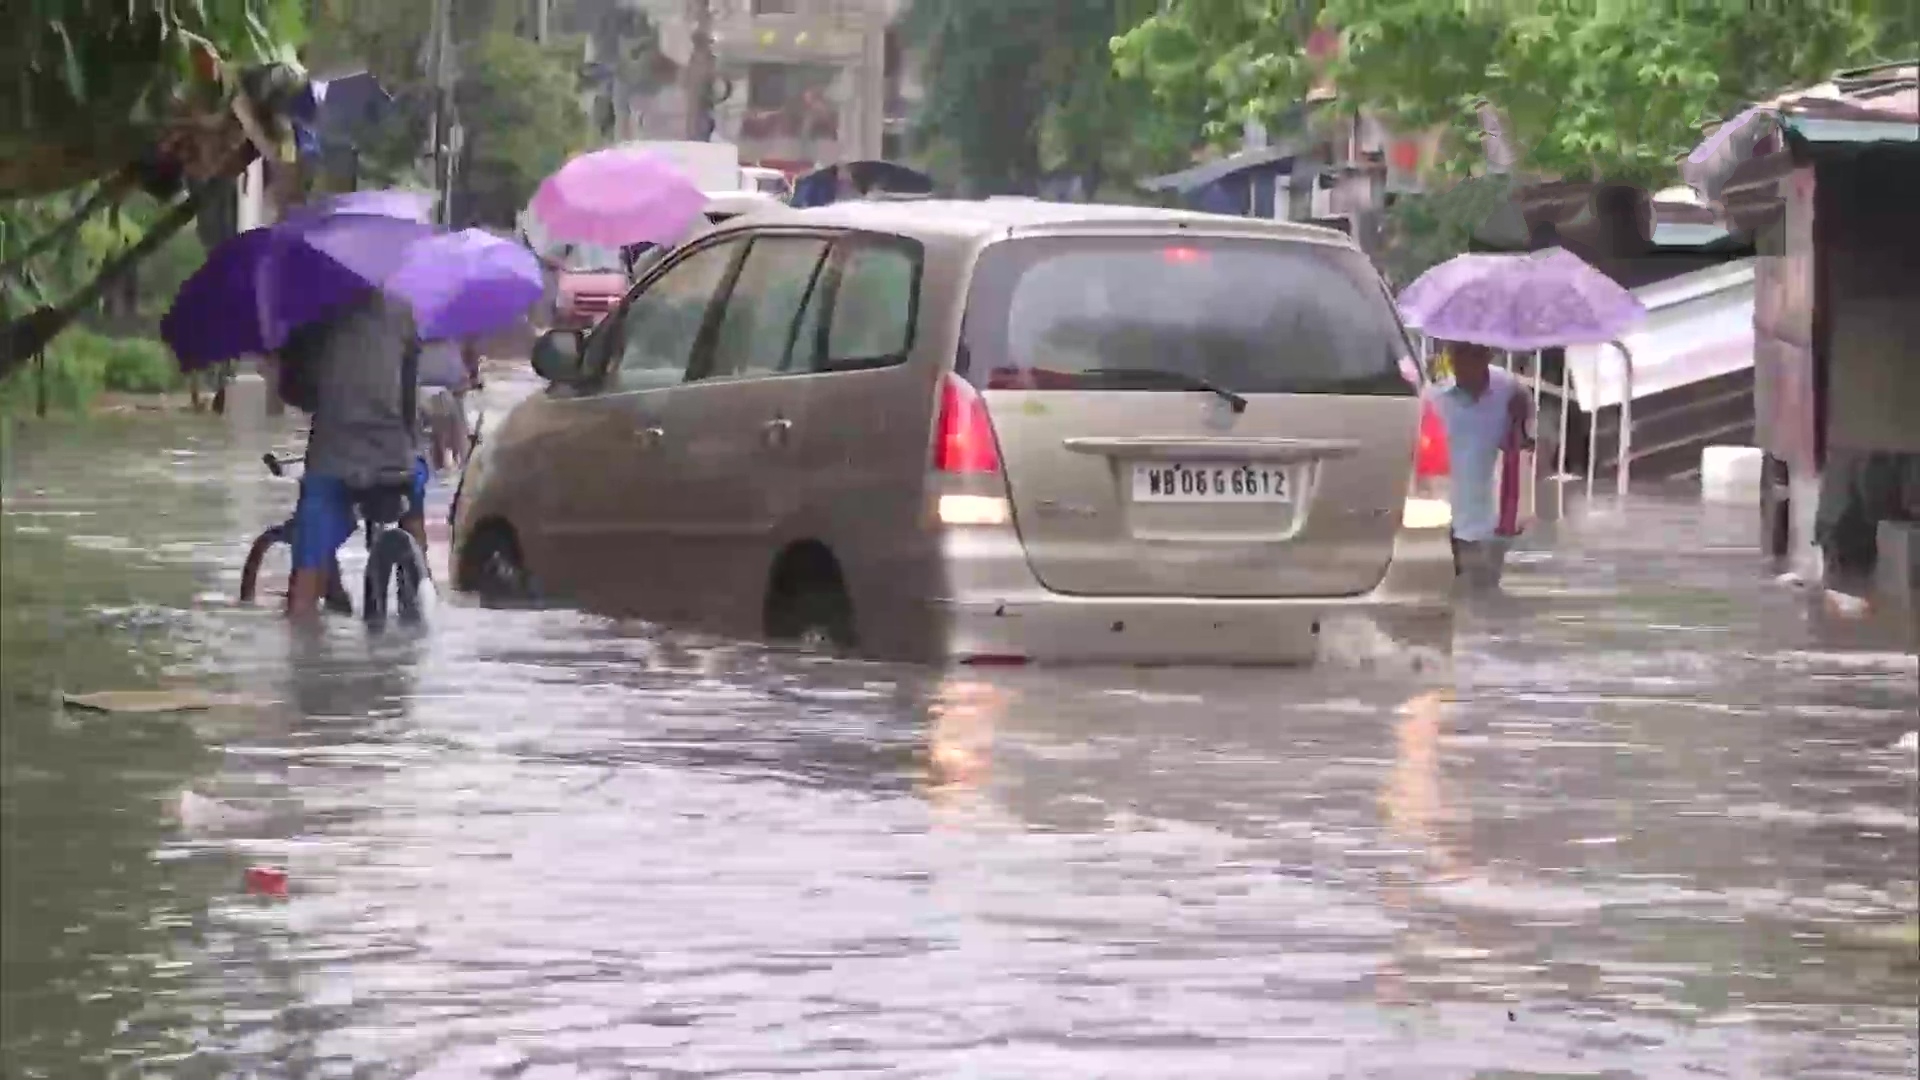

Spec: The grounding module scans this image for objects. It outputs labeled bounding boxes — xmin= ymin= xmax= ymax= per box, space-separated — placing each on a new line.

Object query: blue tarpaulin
xmin=1141 ymin=143 xmax=1305 ymax=218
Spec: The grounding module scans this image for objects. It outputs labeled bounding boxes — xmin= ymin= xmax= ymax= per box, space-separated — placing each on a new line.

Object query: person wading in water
xmin=1427 ymin=340 xmax=1533 ymax=581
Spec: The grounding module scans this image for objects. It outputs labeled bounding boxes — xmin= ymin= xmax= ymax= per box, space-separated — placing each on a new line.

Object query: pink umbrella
xmin=529 ymin=148 xmax=708 ymax=248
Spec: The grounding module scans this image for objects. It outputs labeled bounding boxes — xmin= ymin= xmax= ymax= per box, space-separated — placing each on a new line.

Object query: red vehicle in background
xmin=542 ymin=242 xmax=634 ymax=332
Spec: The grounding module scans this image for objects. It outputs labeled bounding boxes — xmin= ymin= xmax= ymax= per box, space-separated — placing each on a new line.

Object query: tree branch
xmin=0 ymin=173 xmax=138 ymax=288
xmin=0 ymin=173 xmax=224 ymax=381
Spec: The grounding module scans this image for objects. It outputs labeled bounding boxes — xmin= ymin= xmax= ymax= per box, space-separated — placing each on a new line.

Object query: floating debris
xmin=243 ymin=866 xmax=289 ymax=898
xmin=61 ymin=689 xmax=262 ymax=714
xmin=1823 ymin=590 xmax=1872 ymax=619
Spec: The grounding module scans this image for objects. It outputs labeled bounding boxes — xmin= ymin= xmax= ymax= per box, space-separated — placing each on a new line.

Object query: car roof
xmin=703 ymin=190 xmax=786 ymax=213
xmin=701 ymin=197 xmax=1359 ymax=251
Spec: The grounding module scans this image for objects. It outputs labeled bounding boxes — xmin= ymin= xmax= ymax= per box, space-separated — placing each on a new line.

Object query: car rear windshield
xmin=960 ymin=235 xmax=1414 ymax=396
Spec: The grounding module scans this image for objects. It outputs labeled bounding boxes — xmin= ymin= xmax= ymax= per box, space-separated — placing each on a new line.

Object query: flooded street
xmin=2 ymin=399 xmax=1915 ymax=1080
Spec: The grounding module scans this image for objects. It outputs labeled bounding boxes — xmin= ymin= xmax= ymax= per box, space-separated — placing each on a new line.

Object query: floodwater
xmin=1 ymin=393 xmax=1915 ymax=1080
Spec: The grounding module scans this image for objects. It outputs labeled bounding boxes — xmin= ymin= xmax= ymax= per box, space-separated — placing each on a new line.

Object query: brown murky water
xmin=2 ymin=401 xmax=1915 ymax=1080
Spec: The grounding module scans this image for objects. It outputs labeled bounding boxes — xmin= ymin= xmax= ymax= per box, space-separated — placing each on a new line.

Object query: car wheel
xmin=461 ymin=523 xmax=538 ymax=606
xmin=767 ymin=577 xmax=856 ymax=654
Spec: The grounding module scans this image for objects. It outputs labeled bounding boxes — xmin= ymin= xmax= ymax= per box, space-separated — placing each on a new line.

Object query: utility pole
xmin=427 ymin=0 xmax=456 ymax=224
xmin=684 ymin=0 xmax=716 ymax=141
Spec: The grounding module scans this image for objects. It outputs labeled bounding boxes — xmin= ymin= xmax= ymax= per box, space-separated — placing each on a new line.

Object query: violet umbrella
xmin=1396 ymin=247 xmax=1645 ymax=351
xmin=291 ymin=188 xmax=434 ymax=223
xmin=162 ymin=194 xmax=439 ymax=369
xmin=384 ymin=229 xmax=544 ymax=342
xmin=529 ymin=147 xmax=707 ymax=248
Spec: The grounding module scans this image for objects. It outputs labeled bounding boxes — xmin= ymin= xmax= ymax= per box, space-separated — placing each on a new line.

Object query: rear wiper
xmin=1075 ymin=366 xmax=1248 ymax=413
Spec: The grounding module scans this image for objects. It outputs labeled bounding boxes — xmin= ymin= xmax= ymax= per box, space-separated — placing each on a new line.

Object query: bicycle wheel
xmin=239 ymin=525 xmax=287 ymax=604
xmin=364 ymin=527 xmax=428 ymax=629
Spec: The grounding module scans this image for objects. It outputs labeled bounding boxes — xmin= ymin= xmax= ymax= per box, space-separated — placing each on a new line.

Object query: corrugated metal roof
xmin=1683 ymin=62 xmax=1917 ymax=204
xmin=1759 ymin=61 xmax=1917 ymax=133
xmin=1141 ymin=142 xmax=1310 ymax=194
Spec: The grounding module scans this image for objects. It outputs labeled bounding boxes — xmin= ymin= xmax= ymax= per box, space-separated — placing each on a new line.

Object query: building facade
xmin=594 ymin=0 xmax=909 ymax=171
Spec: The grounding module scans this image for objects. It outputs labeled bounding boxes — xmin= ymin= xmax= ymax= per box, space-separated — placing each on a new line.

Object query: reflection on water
xmin=1 ymin=414 xmax=1916 ymax=1080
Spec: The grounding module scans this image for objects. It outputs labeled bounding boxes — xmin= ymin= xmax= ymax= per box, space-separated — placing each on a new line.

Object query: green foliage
xmin=303 ymin=3 xmax=591 ymax=222
xmin=0 ymin=328 xmax=180 ymax=415
xmin=453 ymin=33 xmax=595 ymax=227
xmin=94 ymin=336 xmax=182 ymax=394
xmin=908 ymin=0 xmax=1197 ymax=196
xmin=4 ymin=191 xmax=208 ymax=334
xmin=1376 ymin=175 xmax=1516 ymax=289
xmin=1112 ymin=0 xmax=1316 ymax=143
xmin=905 ymin=0 xmax=1050 ymax=193
xmin=2 ymin=191 xmax=121 ymax=313
xmin=3 ymin=0 xmax=308 ymax=197
xmin=1115 ymin=1 xmax=1906 ymax=189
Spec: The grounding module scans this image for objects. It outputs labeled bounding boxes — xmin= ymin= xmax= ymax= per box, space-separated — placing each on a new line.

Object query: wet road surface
xmin=1 ymin=399 xmax=1915 ymax=1080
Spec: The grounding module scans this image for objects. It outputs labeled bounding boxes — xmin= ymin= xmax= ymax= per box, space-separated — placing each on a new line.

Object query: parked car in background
xmin=546 ymin=242 xmax=628 ymax=332
xmin=453 ymin=200 xmax=1454 ymax=664
xmin=541 ymin=195 xmax=790 ymax=331
xmin=695 ymin=190 xmax=788 ymax=231
xmin=742 ymin=166 xmax=793 ymax=200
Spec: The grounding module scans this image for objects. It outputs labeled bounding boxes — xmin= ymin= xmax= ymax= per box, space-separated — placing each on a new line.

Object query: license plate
xmin=1132 ymin=462 xmax=1291 ymax=503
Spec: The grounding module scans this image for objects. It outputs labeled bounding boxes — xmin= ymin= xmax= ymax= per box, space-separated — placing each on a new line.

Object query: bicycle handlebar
xmin=262 ymin=452 xmax=301 ymax=477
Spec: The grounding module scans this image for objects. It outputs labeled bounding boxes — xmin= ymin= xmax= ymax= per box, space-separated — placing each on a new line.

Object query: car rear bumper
xmin=931 ymin=525 xmax=1455 ymax=665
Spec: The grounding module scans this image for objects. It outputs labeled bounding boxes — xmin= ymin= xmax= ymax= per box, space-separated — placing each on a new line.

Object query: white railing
xmin=1505 ymin=342 xmax=1635 ymax=499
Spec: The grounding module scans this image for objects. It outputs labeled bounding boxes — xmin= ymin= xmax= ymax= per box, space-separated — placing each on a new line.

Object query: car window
xmin=784 ymin=266 xmax=830 ymax=373
xmin=961 ymin=236 xmax=1413 ymax=396
xmin=704 ymin=235 xmax=831 ymax=379
xmin=822 ymin=239 xmax=918 ymax=369
xmin=610 ymin=239 xmax=744 ymax=392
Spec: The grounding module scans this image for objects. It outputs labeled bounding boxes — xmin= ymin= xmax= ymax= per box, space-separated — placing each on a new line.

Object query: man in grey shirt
xmin=281 ymin=292 xmax=431 ymax=619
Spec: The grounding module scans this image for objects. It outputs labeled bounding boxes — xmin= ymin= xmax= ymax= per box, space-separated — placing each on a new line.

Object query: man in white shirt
xmin=1426 ymin=340 xmax=1533 ymax=577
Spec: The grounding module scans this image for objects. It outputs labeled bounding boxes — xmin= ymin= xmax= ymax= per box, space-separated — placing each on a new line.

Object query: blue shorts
xmin=291 ymin=459 xmax=429 ymax=571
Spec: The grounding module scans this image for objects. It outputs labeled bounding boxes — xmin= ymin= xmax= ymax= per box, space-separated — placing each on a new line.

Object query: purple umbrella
xmin=385 ymin=229 xmax=544 ymax=342
xmin=1396 ymin=247 xmax=1645 ymax=351
xmin=290 ymin=188 xmax=434 ymax=224
xmin=162 ymin=197 xmax=438 ymax=369
xmin=529 ymin=147 xmax=707 ymax=248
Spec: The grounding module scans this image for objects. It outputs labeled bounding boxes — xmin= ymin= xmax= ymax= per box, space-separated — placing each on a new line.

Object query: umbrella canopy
xmin=161 ymin=193 xmax=439 ymax=369
xmin=1396 ymin=247 xmax=1646 ymax=352
xmin=291 ymin=188 xmax=433 ymax=223
xmin=384 ymin=229 xmax=544 ymax=342
xmin=529 ymin=147 xmax=707 ymax=248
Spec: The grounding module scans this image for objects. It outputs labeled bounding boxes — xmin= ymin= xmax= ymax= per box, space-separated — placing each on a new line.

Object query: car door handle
xmin=636 ymin=425 xmax=665 ymax=449
xmin=762 ymin=417 xmax=793 ymax=449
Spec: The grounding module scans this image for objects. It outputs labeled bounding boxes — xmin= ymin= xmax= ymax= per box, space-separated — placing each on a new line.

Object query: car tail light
xmin=1403 ymin=398 xmax=1453 ymax=530
xmin=1415 ymin=399 xmax=1449 ymax=479
xmin=933 ymin=373 xmax=1001 ymax=475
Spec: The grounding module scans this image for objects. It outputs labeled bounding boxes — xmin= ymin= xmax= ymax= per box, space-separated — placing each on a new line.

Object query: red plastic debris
xmin=244 ymin=866 xmax=289 ymax=898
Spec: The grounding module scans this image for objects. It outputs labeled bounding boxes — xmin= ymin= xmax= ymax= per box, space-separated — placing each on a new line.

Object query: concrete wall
xmin=624 ymin=0 xmax=889 ymax=163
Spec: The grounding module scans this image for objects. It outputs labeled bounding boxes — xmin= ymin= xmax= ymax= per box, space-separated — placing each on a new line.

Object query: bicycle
xmin=238 ymin=453 xmax=430 ymax=628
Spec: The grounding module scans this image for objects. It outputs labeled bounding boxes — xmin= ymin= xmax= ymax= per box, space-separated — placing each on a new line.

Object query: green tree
xmin=1115 ymin=0 xmax=1906 ymax=189
xmin=3 ymin=0 xmax=307 ymax=199
xmin=452 ymin=33 xmax=595 ymax=226
xmin=905 ymin=0 xmax=1051 ymax=194
xmin=303 ymin=0 xmax=591 ymax=221
xmin=906 ymin=0 xmax=1198 ymax=197
xmin=2 ymin=2 xmax=312 ymax=377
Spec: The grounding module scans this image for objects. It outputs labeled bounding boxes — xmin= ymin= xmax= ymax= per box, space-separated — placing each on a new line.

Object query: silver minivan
xmin=452 ymin=199 xmax=1455 ymax=663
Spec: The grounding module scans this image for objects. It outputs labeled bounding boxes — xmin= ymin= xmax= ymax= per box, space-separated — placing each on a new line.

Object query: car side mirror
xmin=531 ymin=329 xmax=586 ymax=383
